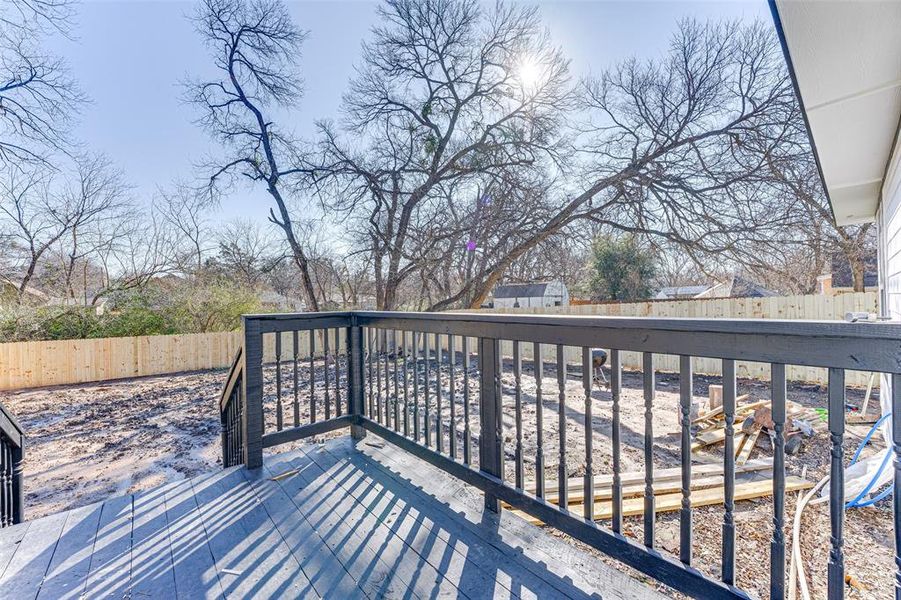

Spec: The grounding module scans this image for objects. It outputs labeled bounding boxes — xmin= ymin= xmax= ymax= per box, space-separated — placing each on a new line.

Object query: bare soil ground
xmin=1 ymin=359 xmax=890 ymax=599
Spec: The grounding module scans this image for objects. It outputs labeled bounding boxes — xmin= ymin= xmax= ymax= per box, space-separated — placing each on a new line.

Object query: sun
xmin=516 ymin=56 xmax=543 ymax=93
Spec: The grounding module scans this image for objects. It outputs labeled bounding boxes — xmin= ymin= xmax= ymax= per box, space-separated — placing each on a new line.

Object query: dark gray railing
xmin=219 ymin=347 xmax=244 ymax=468
xmin=0 ymin=400 xmax=24 ymax=527
xmin=220 ymin=310 xmax=901 ymax=600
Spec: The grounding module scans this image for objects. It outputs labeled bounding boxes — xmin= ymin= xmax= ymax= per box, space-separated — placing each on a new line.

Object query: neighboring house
xmin=491 ymin=281 xmax=569 ymax=308
xmin=259 ymin=290 xmax=305 ymax=312
xmin=694 ymin=276 xmax=777 ymax=299
xmin=771 ymin=1 xmax=901 ymax=321
xmin=0 ymin=275 xmax=49 ymax=306
xmin=653 ymin=277 xmax=775 ymax=300
xmin=652 ymin=285 xmax=710 ymax=300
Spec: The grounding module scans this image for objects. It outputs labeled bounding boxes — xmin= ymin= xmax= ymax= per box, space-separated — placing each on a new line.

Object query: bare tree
xmin=90 ymin=205 xmax=177 ymax=304
xmin=309 ymin=0 xmax=571 ymax=309
xmin=435 ymin=18 xmax=801 ymax=309
xmin=188 ymin=0 xmax=320 ymax=310
xmin=0 ymin=0 xmax=84 ymax=164
xmin=214 ymin=218 xmax=274 ymax=288
xmin=53 ymin=154 xmax=131 ymax=300
xmin=156 ymin=183 xmax=216 ymax=272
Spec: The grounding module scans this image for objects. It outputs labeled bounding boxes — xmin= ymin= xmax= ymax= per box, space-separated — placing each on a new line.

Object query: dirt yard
xmin=1 ymin=358 xmax=890 ymax=599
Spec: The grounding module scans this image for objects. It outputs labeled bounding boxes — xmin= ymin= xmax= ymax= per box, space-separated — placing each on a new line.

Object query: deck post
xmin=349 ymin=321 xmax=367 ymax=440
xmin=478 ymin=336 xmax=503 ymax=512
xmin=242 ymin=317 xmax=264 ymax=469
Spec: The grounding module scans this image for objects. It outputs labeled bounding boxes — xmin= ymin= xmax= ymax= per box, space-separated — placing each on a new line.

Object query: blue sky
xmin=49 ymin=0 xmax=770 ymax=223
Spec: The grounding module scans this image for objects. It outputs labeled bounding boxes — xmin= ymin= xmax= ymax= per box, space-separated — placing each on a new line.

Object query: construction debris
xmin=690 ymin=394 xmax=823 ymax=464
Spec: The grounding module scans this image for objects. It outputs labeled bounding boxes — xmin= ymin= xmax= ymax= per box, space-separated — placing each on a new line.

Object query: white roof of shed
xmin=771 ymin=0 xmax=901 ymax=225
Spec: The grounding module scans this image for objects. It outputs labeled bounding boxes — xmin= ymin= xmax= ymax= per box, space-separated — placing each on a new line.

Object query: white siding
xmin=880 ymin=136 xmax=901 ymax=321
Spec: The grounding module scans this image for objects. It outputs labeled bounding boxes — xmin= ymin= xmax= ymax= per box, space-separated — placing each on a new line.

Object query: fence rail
xmin=221 ymin=309 xmax=901 ymax=600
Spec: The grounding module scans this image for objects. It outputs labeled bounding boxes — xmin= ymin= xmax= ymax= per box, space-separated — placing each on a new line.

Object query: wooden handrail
xmin=218 ymin=347 xmax=244 ymax=413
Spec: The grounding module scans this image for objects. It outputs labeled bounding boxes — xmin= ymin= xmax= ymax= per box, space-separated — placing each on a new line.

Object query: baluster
xmin=771 ymin=363 xmax=787 ymax=599
xmin=413 ymin=332 xmax=420 ymax=441
xmin=611 ymin=349 xmax=622 ymax=533
xmin=679 ymin=355 xmax=693 ymax=565
xmin=462 ymin=336 xmax=471 ymax=464
xmin=292 ymin=331 xmax=300 ymax=427
xmin=402 ymin=331 xmax=410 ymax=437
xmin=424 ymin=333 xmax=431 ymax=447
xmin=334 ymin=328 xmax=342 ymax=417
xmin=643 ymin=352 xmax=655 ymax=548
xmin=534 ymin=342 xmax=545 ymax=499
xmin=891 ymin=373 xmax=901 ymax=600
xmin=1 ymin=442 xmax=7 ymax=526
xmin=582 ymin=347 xmax=594 ymax=521
xmin=722 ymin=359 xmax=736 ymax=584
xmin=375 ymin=329 xmax=382 ymax=423
xmin=514 ymin=341 xmax=524 ymax=488
xmin=557 ymin=345 xmax=568 ymax=509
xmin=393 ymin=331 xmax=400 ymax=431
xmin=827 ymin=368 xmax=845 ymax=599
xmin=275 ymin=333 xmax=283 ymax=431
xmin=449 ymin=334 xmax=457 ymax=459
xmin=310 ymin=329 xmax=316 ymax=423
xmin=435 ymin=333 xmax=443 ymax=453
xmin=367 ymin=328 xmax=374 ymax=419
xmin=324 ymin=329 xmax=332 ymax=421
xmin=383 ymin=329 xmax=391 ymax=429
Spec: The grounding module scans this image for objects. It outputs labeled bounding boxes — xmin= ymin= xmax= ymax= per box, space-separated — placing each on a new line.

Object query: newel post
xmin=478 ymin=337 xmax=503 ymax=512
xmin=349 ymin=318 xmax=367 ymax=440
xmin=242 ymin=317 xmax=264 ymax=469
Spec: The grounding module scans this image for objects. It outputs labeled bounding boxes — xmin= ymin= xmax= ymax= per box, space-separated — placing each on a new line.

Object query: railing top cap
xmin=242 ymin=310 xmax=901 ymax=342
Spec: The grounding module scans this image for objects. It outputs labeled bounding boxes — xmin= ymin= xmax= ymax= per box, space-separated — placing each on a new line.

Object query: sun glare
xmin=516 ymin=56 xmax=543 ymax=92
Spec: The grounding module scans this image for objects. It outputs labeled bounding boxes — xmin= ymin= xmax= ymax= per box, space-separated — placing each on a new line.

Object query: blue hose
xmin=846 ymin=412 xmax=892 ymax=509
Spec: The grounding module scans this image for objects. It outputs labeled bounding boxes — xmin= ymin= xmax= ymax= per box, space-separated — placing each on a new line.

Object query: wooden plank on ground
xmin=736 ymin=427 xmax=762 ymax=466
xmin=517 ymin=461 xmax=773 ymax=507
xmin=526 ymin=459 xmax=773 ymax=496
xmin=513 ymin=477 xmax=813 ymax=525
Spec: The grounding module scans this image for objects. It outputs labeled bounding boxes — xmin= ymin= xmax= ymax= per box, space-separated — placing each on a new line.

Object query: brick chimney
xmin=816 ymin=273 xmax=833 ymax=296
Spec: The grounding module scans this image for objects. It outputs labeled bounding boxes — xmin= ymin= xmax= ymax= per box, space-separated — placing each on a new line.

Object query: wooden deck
xmin=0 ymin=437 xmax=668 ymax=599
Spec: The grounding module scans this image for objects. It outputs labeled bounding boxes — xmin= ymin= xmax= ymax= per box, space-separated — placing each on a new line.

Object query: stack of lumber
xmin=506 ymin=459 xmax=814 ymax=526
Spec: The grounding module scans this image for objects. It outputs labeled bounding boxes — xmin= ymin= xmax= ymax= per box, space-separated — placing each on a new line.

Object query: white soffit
xmin=773 ymin=0 xmax=901 ymax=225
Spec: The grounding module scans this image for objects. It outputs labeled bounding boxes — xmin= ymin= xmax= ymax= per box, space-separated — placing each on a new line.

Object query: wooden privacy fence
xmin=0 ymin=329 xmax=348 ymax=391
xmin=0 ymin=292 xmax=879 ymax=390
xmin=465 ymin=292 xmax=880 ymax=386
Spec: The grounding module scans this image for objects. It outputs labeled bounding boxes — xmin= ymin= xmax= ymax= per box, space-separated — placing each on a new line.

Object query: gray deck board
xmin=37 ymin=500 xmax=103 ymax=600
xmin=0 ymin=436 xmax=667 ymax=599
xmin=0 ymin=510 xmax=67 ymax=598
xmin=163 ymin=473 xmax=224 ymax=600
